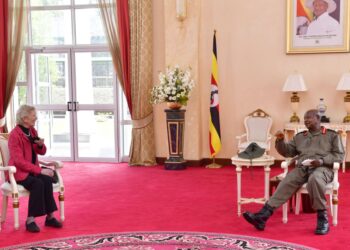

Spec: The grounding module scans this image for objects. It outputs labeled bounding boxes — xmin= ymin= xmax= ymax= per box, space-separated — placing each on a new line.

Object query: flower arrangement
xmin=151 ymin=65 xmax=195 ymax=106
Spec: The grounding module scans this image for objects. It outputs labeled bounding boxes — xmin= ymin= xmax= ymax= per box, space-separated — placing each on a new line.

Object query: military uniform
xmin=267 ymin=127 xmax=344 ymax=210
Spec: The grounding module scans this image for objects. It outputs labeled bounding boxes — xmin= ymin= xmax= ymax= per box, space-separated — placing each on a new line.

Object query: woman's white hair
xmin=16 ymin=105 xmax=36 ymax=126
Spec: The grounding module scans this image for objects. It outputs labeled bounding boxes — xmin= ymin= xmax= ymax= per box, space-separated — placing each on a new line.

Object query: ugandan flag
xmin=209 ymin=31 xmax=221 ymax=157
xmin=297 ymin=0 xmax=313 ymax=21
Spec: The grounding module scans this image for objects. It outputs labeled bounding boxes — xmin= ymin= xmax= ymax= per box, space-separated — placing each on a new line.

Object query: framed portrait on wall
xmin=286 ymin=0 xmax=350 ymax=54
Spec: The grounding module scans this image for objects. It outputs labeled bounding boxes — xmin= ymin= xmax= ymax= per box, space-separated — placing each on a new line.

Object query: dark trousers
xmin=17 ymin=174 xmax=57 ymax=217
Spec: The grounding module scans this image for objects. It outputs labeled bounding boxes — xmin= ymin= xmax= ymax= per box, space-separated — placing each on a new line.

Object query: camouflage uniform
xmin=267 ymin=127 xmax=344 ymax=210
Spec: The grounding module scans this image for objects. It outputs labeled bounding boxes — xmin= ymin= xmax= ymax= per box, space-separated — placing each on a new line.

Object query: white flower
xmin=150 ymin=66 xmax=195 ymax=105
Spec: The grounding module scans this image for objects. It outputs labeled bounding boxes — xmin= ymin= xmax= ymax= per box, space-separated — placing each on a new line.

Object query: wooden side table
xmin=231 ymin=155 xmax=275 ymax=216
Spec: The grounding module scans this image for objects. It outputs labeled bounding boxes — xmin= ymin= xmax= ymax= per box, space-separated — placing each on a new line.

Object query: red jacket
xmin=8 ymin=125 xmax=47 ymax=181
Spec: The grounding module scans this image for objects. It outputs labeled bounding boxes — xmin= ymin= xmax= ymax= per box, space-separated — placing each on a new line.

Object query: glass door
xmin=29 ymin=49 xmax=119 ymax=162
xmin=29 ymin=50 xmax=74 ymax=161
xmin=72 ymin=50 xmax=118 ymax=161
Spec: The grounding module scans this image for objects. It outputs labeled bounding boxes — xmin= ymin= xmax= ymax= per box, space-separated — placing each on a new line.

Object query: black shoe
xmin=242 ymin=203 xmax=274 ymax=231
xmin=243 ymin=211 xmax=266 ymax=230
xmin=26 ymin=221 xmax=40 ymax=233
xmin=315 ymin=210 xmax=329 ymax=235
xmin=45 ymin=217 xmax=63 ymax=228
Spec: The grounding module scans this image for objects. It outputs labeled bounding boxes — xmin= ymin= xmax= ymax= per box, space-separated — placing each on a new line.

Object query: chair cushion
xmin=300 ymin=182 xmax=336 ymax=193
xmin=1 ymin=182 xmax=60 ymax=195
xmin=1 ymin=182 xmax=29 ymax=195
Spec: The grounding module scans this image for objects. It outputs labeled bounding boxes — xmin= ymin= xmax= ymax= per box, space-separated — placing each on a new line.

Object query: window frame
xmin=11 ymin=0 xmax=131 ymax=161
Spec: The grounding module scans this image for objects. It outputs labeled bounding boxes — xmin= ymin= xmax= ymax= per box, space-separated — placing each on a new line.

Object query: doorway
xmin=27 ymin=48 xmax=119 ymax=162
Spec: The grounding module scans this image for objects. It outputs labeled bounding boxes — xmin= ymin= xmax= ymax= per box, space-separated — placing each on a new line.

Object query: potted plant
xmin=151 ymin=65 xmax=195 ymax=109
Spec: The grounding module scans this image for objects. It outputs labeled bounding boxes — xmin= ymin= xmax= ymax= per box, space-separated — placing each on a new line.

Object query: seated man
xmin=242 ymin=109 xmax=344 ymax=235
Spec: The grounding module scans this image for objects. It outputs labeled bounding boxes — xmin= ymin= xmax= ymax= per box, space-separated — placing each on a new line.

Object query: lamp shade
xmin=336 ymin=73 xmax=350 ymax=91
xmin=176 ymin=0 xmax=186 ymax=21
xmin=282 ymin=74 xmax=307 ymax=92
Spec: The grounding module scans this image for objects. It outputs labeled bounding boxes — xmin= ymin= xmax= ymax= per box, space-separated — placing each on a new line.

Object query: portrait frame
xmin=286 ymin=0 xmax=350 ymax=54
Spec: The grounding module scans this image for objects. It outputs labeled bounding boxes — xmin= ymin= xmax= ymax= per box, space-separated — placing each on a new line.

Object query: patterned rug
xmin=3 ymin=231 xmax=316 ymax=250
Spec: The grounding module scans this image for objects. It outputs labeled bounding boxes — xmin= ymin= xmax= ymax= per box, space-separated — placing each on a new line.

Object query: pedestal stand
xmin=164 ymin=109 xmax=186 ymax=170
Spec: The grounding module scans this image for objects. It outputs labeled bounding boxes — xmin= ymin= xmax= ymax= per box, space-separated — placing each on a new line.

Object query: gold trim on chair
xmin=59 ymin=194 xmax=65 ymax=201
xmin=248 ymin=109 xmax=270 ymax=118
xmin=12 ymin=201 xmax=19 ymax=208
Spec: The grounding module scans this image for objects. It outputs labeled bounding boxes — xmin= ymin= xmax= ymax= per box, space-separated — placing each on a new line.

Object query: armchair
xmin=280 ymin=160 xmax=340 ymax=226
xmin=0 ymin=133 xmax=65 ymax=230
xmin=236 ymin=109 xmax=273 ymax=154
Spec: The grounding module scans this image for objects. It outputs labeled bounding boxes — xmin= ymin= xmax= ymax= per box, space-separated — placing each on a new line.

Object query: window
xmin=12 ymin=0 xmax=131 ymax=161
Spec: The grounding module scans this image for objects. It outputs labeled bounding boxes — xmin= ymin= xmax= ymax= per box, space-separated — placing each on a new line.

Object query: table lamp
xmin=336 ymin=73 xmax=350 ymax=123
xmin=282 ymin=74 xmax=307 ymax=123
xmin=176 ymin=0 xmax=187 ymax=21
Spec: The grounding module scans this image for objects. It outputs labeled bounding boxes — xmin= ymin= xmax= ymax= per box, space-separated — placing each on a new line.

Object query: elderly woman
xmin=8 ymin=105 xmax=62 ymax=233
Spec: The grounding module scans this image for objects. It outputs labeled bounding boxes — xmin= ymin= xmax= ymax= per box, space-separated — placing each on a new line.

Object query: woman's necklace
xmin=23 ymin=130 xmax=31 ymax=137
xmin=19 ymin=125 xmax=31 ymax=137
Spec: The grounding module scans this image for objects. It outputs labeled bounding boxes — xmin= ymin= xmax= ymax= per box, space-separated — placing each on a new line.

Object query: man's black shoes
xmin=45 ymin=217 xmax=63 ymax=228
xmin=26 ymin=221 xmax=40 ymax=233
xmin=243 ymin=211 xmax=266 ymax=231
xmin=242 ymin=203 xmax=274 ymax=231
xmin=315 ymin=210 xmax=329 ymax=235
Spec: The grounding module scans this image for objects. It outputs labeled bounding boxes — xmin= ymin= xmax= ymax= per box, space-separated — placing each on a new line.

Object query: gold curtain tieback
xmin=132 ymin=113 xmax=153 ymax=129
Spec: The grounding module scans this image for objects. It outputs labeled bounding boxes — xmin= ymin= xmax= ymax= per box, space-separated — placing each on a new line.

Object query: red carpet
xmin=0 ymin=163 xmax=349 ymax=249
xmin=2 ymin=231 xmax=315 ymax=249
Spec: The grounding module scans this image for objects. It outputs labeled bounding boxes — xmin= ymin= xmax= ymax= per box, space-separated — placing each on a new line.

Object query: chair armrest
xmin=39 ymin=160 xmax=64 ymax=189
xmin=39 ymin=160 xmax=63 ymax=169
xmin=332 ymin=162 xmax=340 ymax=171
xmin=0 ymin=166 xmax=19 ymax=194
xmin=54 ymin=168 xmax=64 ymax=189
xmin=236 ymin=134 xmax=247 ymax=147
xmin=54 ymin=161 xmax=63 ymax=169
xmin=280 ymin=159 xmax=293 ymax=178
xmin=332 ymin=162 xmax=340 ymax=185
xmin=0 ymin=166 xmax=16 ymax=174
xmin=235 ymin=134 xmax=247 ymax=140
xmin=265 ymin=134 xmax=273 ymax=153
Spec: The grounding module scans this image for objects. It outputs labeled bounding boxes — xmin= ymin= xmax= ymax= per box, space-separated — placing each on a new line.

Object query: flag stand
xmin=206 ymin=156 xmax=222 ymax=168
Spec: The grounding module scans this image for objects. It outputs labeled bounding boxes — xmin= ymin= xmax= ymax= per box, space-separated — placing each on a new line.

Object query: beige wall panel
xmin=153 ymin=0 xmax=350 ymax=161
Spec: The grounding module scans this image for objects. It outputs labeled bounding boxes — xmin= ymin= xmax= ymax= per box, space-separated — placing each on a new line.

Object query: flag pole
xmin=206 ymin=155 xmax=222 ymax=168
xmin=207 ymin=29 xmax=222 ymax=169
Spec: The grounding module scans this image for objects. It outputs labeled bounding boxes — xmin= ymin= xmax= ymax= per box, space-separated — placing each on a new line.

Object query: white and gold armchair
xmin=280 ymin=159 xmax=340 ymax=226
xmin=236 ymin=109 xmax=273 ymax=154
